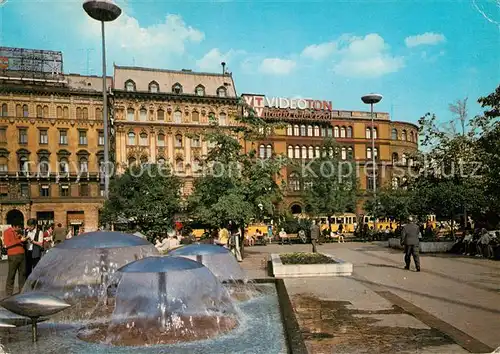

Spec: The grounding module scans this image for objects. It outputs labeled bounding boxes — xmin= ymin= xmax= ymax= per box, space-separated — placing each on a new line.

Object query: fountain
xmin=22 ymin=231 xmax=159 ymax=303
xmin=78 ymin=256 xmax=238 ymax=346
xmin=168 ymin=244 xmax=246 ymax=282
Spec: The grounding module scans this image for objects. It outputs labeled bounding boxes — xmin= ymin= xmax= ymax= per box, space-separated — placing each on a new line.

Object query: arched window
xmin=307 ymin=125 xmax=313 ymax=136
xmin=408 ymin=157 xmax=414 ymax=167
xmin=286 ymin=125 xmax=293 ymax=136
xmin=59 ymin=157 xmax=69 ymax=173
xmin=365 ymin=127 xmax=371 ymax=139
xmin=175 ymin=159 xmax=184 ymax=172
xmin=347 ymin=147 xmax=353 ymax=160
xmin=373 ymin=147 xmax=378 ymax=159
xmin=95 ymin=107 xmax=102 ymax=120
xmin=402 ymin=130 xmax=407 ymax=141
xmin=157 ymin=109 xmax=165 ymax=121
xmin=402 ymin=153 xmax=408 ymax=165
xmin=300 ymin=125 xmax=306 ymax=136
xmin=19 ymin=156 xmax=28 ymax=172
xmin=148 ymin=81 xmax=159 ymax=93
xmin=128 ymin=157 xmax=136 ymax=166
xmin=301 ymin=146 xmax=307 ymax=159
xmin=266 ymin=144 xmax=272 ymax=158
xmin=392 ymin=128 xmax=398 ymax=140
xmin=139 ymin=108 xmax=147 ymax=122
xmin=314 ymin=125 xmax=320 ymax=137
xmin=347 ymin=126 xmax=353 ymax=138
xmin=157 ymin=133 xmax=165 ymax=147
xmin=288 ymin=146 xmax=293 ymax=158
xmin=82 ymin=107 xmax=88 ymax=119
xmin=140 ymin=133 xmax=148 ymax=146
xmin=175 ymin=134 xmax=183 ymax=148
xmin=1 ymin=103 xmax=7 ymax=117
xmin=63 ymin=107 xmax=69 ymax=118
xmin=366 ymin=147 xmax=372 ymax=159
xmin=195 ymin=85 xmax=205 ymax=96
xmin=219 ymin=112 xmax=227 ymax=126
xmin=340 ymin=127 xmax=346 ymax=138
xmin=341 ymin=147 xmax=347 ymax=160
xmin=39 ymin=156 xmax=49 ymax=175
xmin=259 ymin=144 xmax=266 ymax=158
xmin=315 ymin=146 xmax=320 ymax=158
xmin=392 ymin=177 xmax=399 ymax=190
xmin=373 ymin=127 xmax=378 ymax=139
xmin=294 ymin=145 xmax=300 ymax=159
xmin=217 ymin=86 xmax=227 ymax=97
xmin=22 ymin=104 xmax=29 ymax=117
xmin=293 ymin=125 xmax=299 ymax=136
xmin=172 ymin=83 xmax=183 ymax=94
xmin=191 ymin=110 xmax=199 ymax=122
xmin=76 ymin=107 xmax=82 ymax=119
xmin=56 ymin=106 xmax=62 ymax=118
xmin=334 ymin=126 xmax=339 ymax=138
xmin=288 ymin=173 xmax=300 ymax=191
xmin=173 ymin=110 xmax=182 ymax=124
xmin=127 ymin=132 xmax=136 ymax=145
xmin=191 ymin=135 xmax=201 ymax=148
xmin=125 ymin=80 xmax=136 ymax=92
xmin=308 ymin=146 xmax=314 ymax=159
xmin=79 ymin=157 xmax=88 ymax=173
xmin=410 ymin=131 xmax=415 ymax=142
xmin=127 ymin=109 xmax=135 ymax=121
xmin=36 ymin=105 xmax=43 ymax=118
xmin=327 ymin=127 xmax=333 ymax=137
xmin=392 ymin=153 xmax=399 ymax=164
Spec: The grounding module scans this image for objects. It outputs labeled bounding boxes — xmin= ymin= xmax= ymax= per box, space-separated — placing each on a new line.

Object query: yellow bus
xmin=318 ymin=213 xmax=357 ymax=233
xmin=361 ymin=215 xmax=437 ymax=230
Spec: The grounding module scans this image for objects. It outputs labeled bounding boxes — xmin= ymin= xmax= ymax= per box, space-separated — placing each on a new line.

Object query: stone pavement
xmin=240 ymin=242 xmax=500 ymax=353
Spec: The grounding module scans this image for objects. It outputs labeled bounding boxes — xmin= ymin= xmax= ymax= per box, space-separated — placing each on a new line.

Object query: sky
xmin=0 ymin=0 xmax=499 ymax=126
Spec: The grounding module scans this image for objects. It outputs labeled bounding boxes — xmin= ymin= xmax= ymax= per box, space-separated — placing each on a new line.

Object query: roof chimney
xmin=221 ymin=62 xmax=226 ymax=75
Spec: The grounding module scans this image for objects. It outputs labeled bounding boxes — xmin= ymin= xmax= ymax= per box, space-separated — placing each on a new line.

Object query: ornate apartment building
xmin=0 ymin=72 xmax=112 ymax=232
xmin=111 ymin=65 xmax=239 ymax=195
xmin=242 ymin=94 xmax=419 ymax=215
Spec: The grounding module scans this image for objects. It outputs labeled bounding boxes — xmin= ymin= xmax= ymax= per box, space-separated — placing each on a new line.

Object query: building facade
xmin=0 ymin=73 xmax=112 ymax=232
xmin=111 ymin=65 xmax=239 ymax=195
xmin=242 ymin=94 xmax=419 ymax=215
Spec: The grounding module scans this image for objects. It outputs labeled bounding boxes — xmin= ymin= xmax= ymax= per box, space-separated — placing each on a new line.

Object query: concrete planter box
xmin=271 ymin=253 xmax=353 ymax=278
xmin=388 ymin=238 xmax=455 ymax=253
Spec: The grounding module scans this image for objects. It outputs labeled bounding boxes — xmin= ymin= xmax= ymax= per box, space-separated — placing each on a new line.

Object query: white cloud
xmin=332 ymin=33 xmax=405 ymax=78
xmin=405 ymin=32 xmax=446 ymax=48
xmin=196 ymin=48 xmax=244 ymax=71
xmin=301 ymin=42 xmax=337 ymax=60
xmin=259 ymin=58 xmax=296 ymax=75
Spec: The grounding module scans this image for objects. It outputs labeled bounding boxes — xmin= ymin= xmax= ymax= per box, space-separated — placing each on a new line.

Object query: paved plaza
xmin=0 ymin=242 xmax=499 ymax=353
xmin=241 ymin=242 xmax=500 ymax=353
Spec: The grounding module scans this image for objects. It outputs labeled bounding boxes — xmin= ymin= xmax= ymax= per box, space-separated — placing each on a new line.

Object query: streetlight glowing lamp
xmin=83 ymin=0 xmax=121 ymax=203
xmin=361 ymin=93 xmax=383 ymax=229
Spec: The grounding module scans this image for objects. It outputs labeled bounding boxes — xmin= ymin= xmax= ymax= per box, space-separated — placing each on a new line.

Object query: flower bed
xmin=280 ymin=252 xmax=337 ymax=265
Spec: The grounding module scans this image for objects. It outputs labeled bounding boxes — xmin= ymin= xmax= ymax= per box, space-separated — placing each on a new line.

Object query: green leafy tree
xmin=364 ymin=187 xmax=416 ymax=224
xmin=100 ymin=164 xmax=182 ymax=239
xmin=301 ymin=139 xmax=359 ymax=231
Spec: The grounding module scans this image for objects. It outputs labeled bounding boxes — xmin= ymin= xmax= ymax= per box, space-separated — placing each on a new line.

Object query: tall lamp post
xmin=83 ymin=0 xmax=122 ymax=200
xmin=361 ymin=93 xmax=383 ymax=230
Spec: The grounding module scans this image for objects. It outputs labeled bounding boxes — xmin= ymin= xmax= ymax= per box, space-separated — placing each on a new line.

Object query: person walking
xmin=310 ymin=220 xmax=320 ymax=253
xmin=53 ymin=223 xmax=66 ymax=245
xmin=25 ymin=218 xmax=44 ymax=278
xmin=3 ymin=222 xmax=27 ymax=296
xmin=401 ymin=216 xmax=421 ymax=271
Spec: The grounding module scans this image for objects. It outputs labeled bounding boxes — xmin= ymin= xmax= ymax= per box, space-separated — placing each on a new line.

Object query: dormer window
xmin=172 ymin=83 xmax=183 ymax=94
xmin=195 ymin=85 xmax=205 ymax=96
xmin=217 ymin=86 xmax=227 ymax=97
xmin=125 ymin=80 xmax=136 ymax=92
xmin=149 ymin=81 xmax=159 ymax=93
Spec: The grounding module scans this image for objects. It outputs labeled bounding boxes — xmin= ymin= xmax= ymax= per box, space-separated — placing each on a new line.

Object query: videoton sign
xmin=242 ymin=94 xmax=334 ymax=120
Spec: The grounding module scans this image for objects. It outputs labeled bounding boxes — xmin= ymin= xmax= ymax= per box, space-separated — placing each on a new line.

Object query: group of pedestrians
xmin=2 ymin=220 xmax=74 ymax=296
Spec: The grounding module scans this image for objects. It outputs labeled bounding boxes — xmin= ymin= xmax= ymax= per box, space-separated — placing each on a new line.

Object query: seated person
xmin=279 ymin=228 xmax=289 ymax=245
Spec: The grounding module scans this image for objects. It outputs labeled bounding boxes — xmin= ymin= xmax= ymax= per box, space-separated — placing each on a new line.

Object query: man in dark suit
xmin=310 ymin=220 xmax=320 ymax=253
xmin=401 ymin=216 xmax=421 ymax=271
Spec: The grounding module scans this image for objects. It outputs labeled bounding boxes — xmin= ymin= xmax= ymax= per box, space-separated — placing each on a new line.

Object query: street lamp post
xmin=361 ymin=93 xmax=383 ymax=231
xmin=83 ymin=0 xmax=122 ymax=200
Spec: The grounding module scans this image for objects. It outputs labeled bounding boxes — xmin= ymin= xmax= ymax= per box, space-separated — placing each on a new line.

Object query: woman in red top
xmin=3 ymin=223 xmax=27 ymax=296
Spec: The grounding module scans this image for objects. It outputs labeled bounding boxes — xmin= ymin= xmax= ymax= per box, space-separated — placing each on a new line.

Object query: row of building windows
xmin=286 ymin=145 xmax=356 ymax=160
xmin=0 ymin=182 xmax=103 ymax=199
xmin=0 ymin=103 xmax=103 ymax=120
xmin=0 ymin=127 xmax=103 ymax=147
xmin=391 ymin=128 xmax=416 ymax=142
xmin=286 ymin=124 xmax=354 ymax=138
xmin=127 ymin=132 xmax=202 ymax=149
xmin=124 ymin=80 xmax=228 ymax=98
xmin=126 ymin=156 xmax=202 ymax=174
xmin=125 ymin=107 xmax=227 ymax=125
